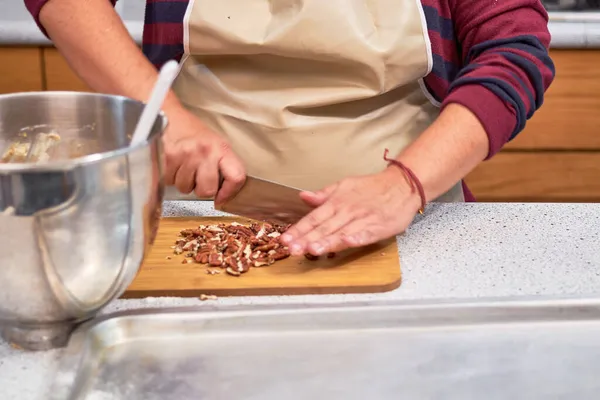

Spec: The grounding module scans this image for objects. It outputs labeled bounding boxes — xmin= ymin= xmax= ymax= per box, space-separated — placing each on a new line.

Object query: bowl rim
xmin=0 ymin=91 xmax=168 ymax=172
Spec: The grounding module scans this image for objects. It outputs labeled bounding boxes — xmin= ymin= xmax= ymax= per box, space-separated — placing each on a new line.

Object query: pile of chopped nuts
xmin=173 ymin=221 xmax=294 ymax=276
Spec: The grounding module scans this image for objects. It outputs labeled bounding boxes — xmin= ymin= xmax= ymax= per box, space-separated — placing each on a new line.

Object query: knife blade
xmin=215 ymin=175 xmax=313 ymax=225
xmin=163 ymin=175 xmax=314 ymax=225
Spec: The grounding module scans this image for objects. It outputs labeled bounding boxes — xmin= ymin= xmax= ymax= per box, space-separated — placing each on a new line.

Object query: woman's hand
xmin=280 ymin=167 xmax=422 ymax=256
xmin=162 ymin=106 xmax=246 ymax=204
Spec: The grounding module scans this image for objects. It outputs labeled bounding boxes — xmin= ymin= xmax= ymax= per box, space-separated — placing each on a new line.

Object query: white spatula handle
xmin=130 ymin=60 xmax=181 ymax=147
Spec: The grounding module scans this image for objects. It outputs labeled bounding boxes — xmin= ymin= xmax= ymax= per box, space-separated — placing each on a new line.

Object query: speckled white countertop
xmin=2 ymin=201 xmax=600 ymax=399
xmin=2 ymin=0 xmax=600 ymax=48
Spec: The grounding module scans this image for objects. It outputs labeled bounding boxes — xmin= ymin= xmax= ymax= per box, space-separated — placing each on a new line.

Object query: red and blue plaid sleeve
xmin=441 ymin=0 xmax=555 ymax=158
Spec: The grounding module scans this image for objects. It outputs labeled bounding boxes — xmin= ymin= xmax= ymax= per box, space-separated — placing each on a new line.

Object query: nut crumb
xmin=165 ymin=256 xmax=171 ymax=260
xmin=206 ymin=269 xmax=221 ymax=275
xmin=199 ymin=294 xmax=217 ymax=301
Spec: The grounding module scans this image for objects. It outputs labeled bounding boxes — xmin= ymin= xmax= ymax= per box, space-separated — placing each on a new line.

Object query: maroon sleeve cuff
xmin=441 ymin=84 xmax=517 ymax=160
xmin=24 ymin=0 xmax=50 ymax=38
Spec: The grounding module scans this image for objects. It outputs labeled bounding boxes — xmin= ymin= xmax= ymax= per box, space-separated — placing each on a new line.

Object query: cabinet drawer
xmin=0 ymin=47 xmax=43 ymax=94
xmin=43 ymin=47 xmax=91 ymax=92
xmin=465 ymin=153 xmax=600 ymax=202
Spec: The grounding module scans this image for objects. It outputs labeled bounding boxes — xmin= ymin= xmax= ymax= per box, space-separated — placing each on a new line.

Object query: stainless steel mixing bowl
xmin=0 ymin=92 xmax=166 ymax=351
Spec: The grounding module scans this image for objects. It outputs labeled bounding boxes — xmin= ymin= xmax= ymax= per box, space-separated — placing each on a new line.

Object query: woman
xmin=26 ymin=0 xmax=554 ymax=256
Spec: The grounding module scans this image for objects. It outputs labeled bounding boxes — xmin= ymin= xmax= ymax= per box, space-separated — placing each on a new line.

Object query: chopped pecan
xmin=208 ymin=252 xmax=224 ymax=266
xmin=236 ymin=258 xmax=251 ymax=272
xmin=242 ymin=244 xmax=252 ymax=258
xmin=276 ymin=224 xmax=291 ymax=233
xmin=253 ymin=257 xmax=274 ymax=267
xmin=224 ymin=255 xmax=237 ymax=269
xmin=250 ymin=223 xmax=262 ymax=234
xmin=173 ymin=220 xmax=320 ymax=278
xmin=271 ymin=248 xmax=290 ymax=261
xmin=255 ymin=243 xmax=278 ymax=252
xmin=226 ymin=225 xmax=254 ymax=237
xmin=207 ymin=226 xmax=224 ymax=234
xmin=195 ymin=249 xmax=210 ymax=264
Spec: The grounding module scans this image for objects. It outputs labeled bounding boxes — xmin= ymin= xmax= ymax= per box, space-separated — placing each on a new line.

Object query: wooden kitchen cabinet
xmin=466 ymin=153 xmax=600 ymax=202
xmin=0 ymin=47 xmax=43 ymax=94
xmin=43 ymin=47 xmax=91 ymax=92
xmin=506 ymin=50 xmax=600 ymax=150
xmin=466 ymin=49 xmax=600 ymax=202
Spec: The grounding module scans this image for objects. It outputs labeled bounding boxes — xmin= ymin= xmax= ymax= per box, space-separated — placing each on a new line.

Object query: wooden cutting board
xmin=122 ymin=217 xmax=401 ymax=298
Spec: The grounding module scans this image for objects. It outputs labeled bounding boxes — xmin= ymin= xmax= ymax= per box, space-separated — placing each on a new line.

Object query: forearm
xmin=392 ymin=104 xmax=488 ymax=202
xmin=39 ymin=0 xmax=181 ymax=111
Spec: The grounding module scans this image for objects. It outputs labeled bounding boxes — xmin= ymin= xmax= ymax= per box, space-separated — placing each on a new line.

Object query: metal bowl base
xmin=1 ymin=321 xmax=82 ymax=351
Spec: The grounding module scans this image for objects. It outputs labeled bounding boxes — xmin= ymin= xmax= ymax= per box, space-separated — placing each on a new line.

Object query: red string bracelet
xmin=383 ymin=149 xmax=426 ymax=214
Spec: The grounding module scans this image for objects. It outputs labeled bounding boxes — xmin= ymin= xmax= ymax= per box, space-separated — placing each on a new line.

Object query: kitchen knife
xmin=164 ymin=175 xmax=314 ymax=225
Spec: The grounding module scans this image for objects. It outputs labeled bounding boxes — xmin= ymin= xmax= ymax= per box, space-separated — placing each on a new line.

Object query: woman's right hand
xmin=37 ymin=0 xmax=246 ymax=202
xmin=162 ymin=106 xmax=246 ymax=204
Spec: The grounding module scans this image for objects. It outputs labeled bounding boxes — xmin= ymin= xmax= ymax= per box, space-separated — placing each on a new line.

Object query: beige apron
xmin=173 ymin=0 xmax=464 ymax=202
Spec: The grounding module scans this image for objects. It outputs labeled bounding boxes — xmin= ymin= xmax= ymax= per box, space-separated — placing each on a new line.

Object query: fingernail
xmin=348 ymin=234 xmax=362 ymax=246
xmin=290 ymin=243 xmax=303 ymax=255
xmin=342 ymin=234 xmax=357 ymax=246
xmin=309 ymin=243 xmax=325 ymax=255
xmin=280 ymin=234 xmax=292 ymax=244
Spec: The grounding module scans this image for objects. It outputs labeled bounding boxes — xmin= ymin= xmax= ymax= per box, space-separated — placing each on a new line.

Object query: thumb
xmin=214 ymin=155 xmax=246 ymax=205
xmin=299 ymin=183 xmax=337 ymax=207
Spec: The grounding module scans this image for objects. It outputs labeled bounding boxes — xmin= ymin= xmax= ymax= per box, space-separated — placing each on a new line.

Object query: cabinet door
xmin=0 ymin=47 xmax=43 ymax=94
xmin=43 ymin=47 xmax=91 ymax=92
xmin=466 ymin=49 xmax=600 ymax=202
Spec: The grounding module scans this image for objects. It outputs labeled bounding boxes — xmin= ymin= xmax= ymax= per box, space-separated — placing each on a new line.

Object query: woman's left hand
xmin=280 ymin=167 xmax=423 ymax=256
